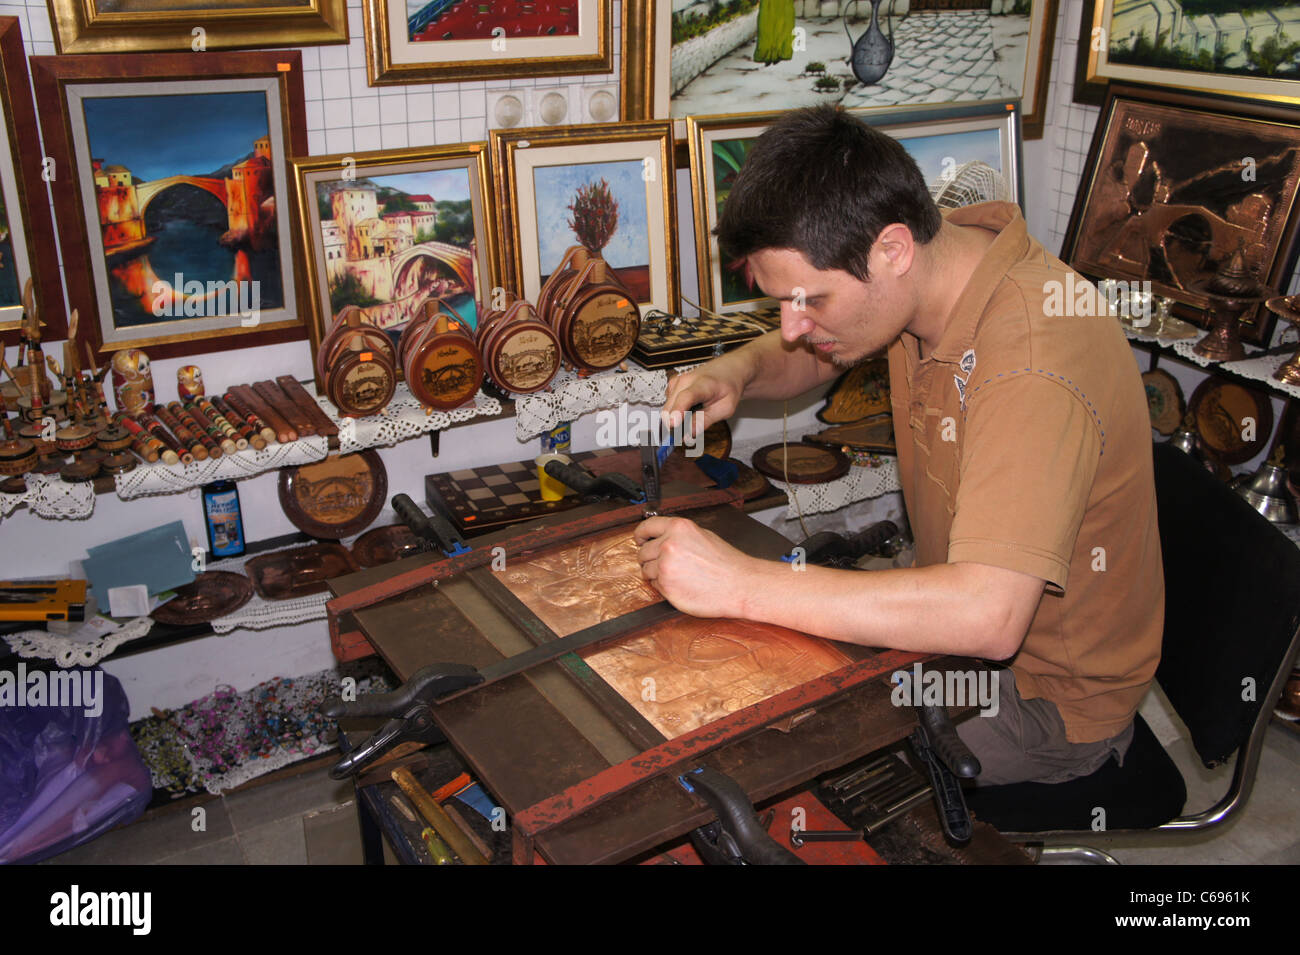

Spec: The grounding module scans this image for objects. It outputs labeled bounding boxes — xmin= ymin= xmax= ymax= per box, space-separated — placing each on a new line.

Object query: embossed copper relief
xmin=499 ymin=528 xmax=853 ymax=739
xmin=500 ymin=530 xmax=661 ymax=636
xmin=580 ymin=617 xmax=853 ymax=739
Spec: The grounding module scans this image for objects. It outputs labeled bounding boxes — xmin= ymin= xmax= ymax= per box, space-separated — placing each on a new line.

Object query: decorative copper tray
xmin=245 ymin=543 xmax=360 ymax=601
xmin=818 ymin=357 xmax=890 ymax=423
xmin=752 ymin=442 xmax=851 ymax=484
xmin=151 ymin=571 xmax=253 ymax=626
xmin=1188 ymin=376 xmax=1274 ymax=465
xmin=351 ymin=523 xmax=422 ymax=568
xmin=278 ymin=449 xmax=388 ymax=539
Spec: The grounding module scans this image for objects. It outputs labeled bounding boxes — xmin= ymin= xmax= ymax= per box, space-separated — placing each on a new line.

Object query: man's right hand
xmin=660 ymin=360 xmax=749 ymax=437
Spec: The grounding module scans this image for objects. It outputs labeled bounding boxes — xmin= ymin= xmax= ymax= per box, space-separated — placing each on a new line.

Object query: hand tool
xmin=679 ymin=766 xmax=804 ymax=865
xmin=639 ymin=430 xmax=673 ymax=517
xmin=392 ymin=493 xmax=470 ymax=557
xmin=783 ymin=519 xmax=900 ymax=566
xmin=391 ymin=766 xmax=489 ymax=866
xmin=542 ymin=458 xmax=643 ymax=504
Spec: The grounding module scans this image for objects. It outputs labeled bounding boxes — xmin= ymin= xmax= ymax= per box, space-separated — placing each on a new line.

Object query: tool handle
xmin=320 ymin=662 xmax=483 ymax=719
xmin=910 ymin=717 xmax=975 ymax=847
xmin=543 ymin=459 xmax=598 ymax=495
xmin=918 ymin=703 xmax=981 ymax=780
xmin=680 ymin=766 xmax=805 ymax=866
xmin=393 ymin=493 xmax=468 ymax=556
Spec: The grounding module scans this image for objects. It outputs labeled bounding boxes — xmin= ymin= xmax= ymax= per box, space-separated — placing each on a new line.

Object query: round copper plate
xmin=1142 ymin=369 xmax=1185 ymax=436
xmin=1188 ymin=377 xmax=1274 ymax=465
xmin=278 ymin=449 xmax=388 ymax=539
xmin=151 ymin=571 xmax=254 ymax=626
xmin=751 ymin=442 xmax=851 ymax=484
xmin=351 ymin=523 xmax=422 ymax=568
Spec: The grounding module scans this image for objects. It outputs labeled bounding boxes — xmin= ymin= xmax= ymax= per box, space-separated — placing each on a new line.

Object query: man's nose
xmin=780 ymin=302 xmax=812 ymax=343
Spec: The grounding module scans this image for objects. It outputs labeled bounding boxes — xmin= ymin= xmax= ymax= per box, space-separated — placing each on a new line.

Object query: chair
xmin=962 ymin=442 xmax=1300 ymax=852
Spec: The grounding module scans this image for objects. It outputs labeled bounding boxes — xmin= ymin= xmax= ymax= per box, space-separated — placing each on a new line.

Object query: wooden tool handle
xmin=232 ymin=383 xmax=295 ymax=443
xmin=274 ymin=375 xmax=339 ymax=438
xmin=254 ymin=380 xmax=314 ymax=437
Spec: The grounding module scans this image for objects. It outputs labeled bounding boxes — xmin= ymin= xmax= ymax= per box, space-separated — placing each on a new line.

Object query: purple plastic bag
xmin=0 ymin=667 xmax=151 ymax=864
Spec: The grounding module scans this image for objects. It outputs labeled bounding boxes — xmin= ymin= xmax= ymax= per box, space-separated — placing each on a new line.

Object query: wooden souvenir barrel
xmin=536 ymin=245 xmax=590 ymax=330
xmin=327 ymin=340 xmax=397 ymax=418
xmin=475 ymin=297 xmax=560 ymax=394
xmin=317 ymin=306 xmax=396 ymax=387
xmin=0 ymin=438 xmax=37 ymax=476
xmin=403 ymin=301 xmax=482 ymax=411
xmin=550 ymin=257 xmax=641 ymax=372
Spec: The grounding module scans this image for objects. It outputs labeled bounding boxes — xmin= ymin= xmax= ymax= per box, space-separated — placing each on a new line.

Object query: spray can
xmin=202 ymin=480 xmax=246 ymax=559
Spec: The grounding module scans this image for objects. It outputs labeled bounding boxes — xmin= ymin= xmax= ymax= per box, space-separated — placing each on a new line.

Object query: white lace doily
xmin=114 ymin=435 xmax=330 ymax=500
xmin=320 ymin=382 xmax=503 ymax=454
xmin=780 ymin=458 xmax=902 ymax=517
xmin=515 ymin=367 xmax=668 ymax=440
xmin=3 ymin=614 xmax=153 ymax=668
xmin=0 ymin=471 xmax=96 ymax=521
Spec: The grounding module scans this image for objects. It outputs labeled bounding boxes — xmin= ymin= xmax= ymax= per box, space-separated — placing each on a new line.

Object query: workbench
xmin=327 ymin=483 xmax=1029 ymax=865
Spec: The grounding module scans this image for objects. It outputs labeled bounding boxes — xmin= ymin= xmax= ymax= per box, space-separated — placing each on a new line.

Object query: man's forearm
xmin=732 ymin=559 xmax=1026 ymax=660
xmin=716 ymin=330 xmax=840 ymax=402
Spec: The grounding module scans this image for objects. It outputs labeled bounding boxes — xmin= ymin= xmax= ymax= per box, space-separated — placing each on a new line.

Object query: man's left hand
xmin=634 ymin=516 xmax=757 ymax=618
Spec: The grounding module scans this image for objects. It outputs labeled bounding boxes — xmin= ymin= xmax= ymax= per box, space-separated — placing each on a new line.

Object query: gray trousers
xmin=954 ymin=669 xmax=1135 ymax=786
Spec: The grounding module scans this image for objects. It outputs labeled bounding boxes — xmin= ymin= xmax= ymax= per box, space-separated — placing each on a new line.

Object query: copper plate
xmin=1188 ymin=377 xmax=1274 ymax=465
xmin=351 ymin=523 xmax=422 ymax=568
xmin=752 ymin=442 xmax=851 ymax=484
xmin=278 ymin=450 xmax=388 ymax=539
xmin=1141 ymin=368 xmax=1185 ymax=435
xmin=817 ymin=357 xmax=891 ymax=423
xmin=151 ymin=570 xmax=253 ymax=626
xmin=246 ymin=543 xmax=360 ymax=601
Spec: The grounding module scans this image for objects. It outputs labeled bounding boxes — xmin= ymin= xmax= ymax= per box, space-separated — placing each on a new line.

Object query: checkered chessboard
xmin=631 ymin=313 xmax=768 ymax=369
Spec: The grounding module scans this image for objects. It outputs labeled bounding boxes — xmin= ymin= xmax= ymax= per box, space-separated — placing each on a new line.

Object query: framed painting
xmin=1061 ymin=83 xmax=1300 ymax=347
xmin=290 ymin=143 xmax=498 ymax=389
xmin=491 ymin=121 xmax=679 ymax=311
xmin=48 ymin=0 xmax=348 ymax=53
xmin=31 ymin=51 xmax=309 ymax=361
xmin=623 ymin=0 xmax=1057 ymax=138
xmin=688 ymin=100 xmax=1022 ymax=314
xmin=363 ymin=0 xmax=612 ymax=86
xmin=1075 ymin=0 xmax=1300 ymax=107
xmin=0 ymin=18 xmax=66 ymax=346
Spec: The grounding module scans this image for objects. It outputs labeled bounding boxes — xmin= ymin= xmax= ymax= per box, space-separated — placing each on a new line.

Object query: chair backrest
xmin=1153 ymin=442 xmax=1300 ymax=767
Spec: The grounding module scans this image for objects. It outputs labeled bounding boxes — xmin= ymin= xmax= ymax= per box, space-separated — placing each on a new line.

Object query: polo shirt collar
xmin=923 ymin=201 xmax=1030 ymax=364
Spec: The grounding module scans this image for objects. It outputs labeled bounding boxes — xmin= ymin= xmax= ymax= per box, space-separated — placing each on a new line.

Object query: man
xmin=634 ymin=106 xmax=1163 ymax=786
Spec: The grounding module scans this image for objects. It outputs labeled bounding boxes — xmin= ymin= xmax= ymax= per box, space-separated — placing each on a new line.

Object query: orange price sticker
xmin=277 ymin=63 xmax=292 ymax=72
xmin=360 ymin=351 xmax=373 ymax=362
xmin=617 ymin=299 xmax=629 ymax=308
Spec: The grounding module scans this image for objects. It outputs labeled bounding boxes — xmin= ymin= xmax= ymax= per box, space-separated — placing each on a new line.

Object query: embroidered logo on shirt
xmin=960 ymin=349 xmax=976 ymax=375
xmin=954 ymin=374 xmax=967 ymax=409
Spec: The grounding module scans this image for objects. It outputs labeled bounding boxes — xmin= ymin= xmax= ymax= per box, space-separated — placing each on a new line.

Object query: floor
xmin=39 ymin=690 xmax=1300 ymax=865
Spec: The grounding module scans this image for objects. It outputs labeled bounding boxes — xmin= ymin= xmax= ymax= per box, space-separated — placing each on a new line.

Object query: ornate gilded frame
xmin=289 ymin=142 xmax=499 ymax=391
xmin=491 ymin=120 xmax=679 ymax=312
xmin=0 ymin=17 xmax=65 ymax=346
xmin=363 ymin=0 xmax=611 ymax=86
xmin=48 ymin=0 xmax=349 ymax=54
xmin=31 ymin=50 xmax=309 ymax=361
xmin=688 ymin=101 xmax=1023 ymax=315
xmin=622 ymin=0 xmax=1057 ymax=139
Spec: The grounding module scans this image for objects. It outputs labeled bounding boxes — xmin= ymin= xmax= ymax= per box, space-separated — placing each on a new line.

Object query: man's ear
xmin=873 ymin=223 xmax=916 ymax=276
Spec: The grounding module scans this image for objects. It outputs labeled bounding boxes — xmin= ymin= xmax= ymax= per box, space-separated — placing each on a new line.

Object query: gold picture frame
xmin=623 ymin=0 xmax=1057 ymax=138
xmin=363 ymin=0 xmax=611 ymax=86
xmin=288 ymin=142 xmax=499 ymax=391
xmin=491 ymin=121 xmax=679 ymax=313
xmin=48 ymin=0 xmax=349 ymax=54
xmin=688 ymin=101 xmax=1022 ymax=315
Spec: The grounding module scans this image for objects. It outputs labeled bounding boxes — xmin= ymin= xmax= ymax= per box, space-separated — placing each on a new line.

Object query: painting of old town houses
xmin=315 ymin=167 xmax=480 ymax=333
xmin=638 ymin=0 xmax=1056 ymax=133
xmin=83 ymin=89 xmax=285 ymax=330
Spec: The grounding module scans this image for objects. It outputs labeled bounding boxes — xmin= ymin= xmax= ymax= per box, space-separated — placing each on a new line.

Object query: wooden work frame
xmin=0 ymin=18 xmax=66 ymax=346
xmin=47 ymin=0 xmax=349 ymax=54
xmin=31 ymin=50 xmax=309 ymax=362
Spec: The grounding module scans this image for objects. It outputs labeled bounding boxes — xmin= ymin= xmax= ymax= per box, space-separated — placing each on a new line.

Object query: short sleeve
xmin=946 ymin=374 xmax=1102 ymax=591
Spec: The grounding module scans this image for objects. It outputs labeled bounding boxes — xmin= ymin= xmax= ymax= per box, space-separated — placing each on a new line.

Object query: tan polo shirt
xmin=887 ymin=201 xmax=1164 ymax=743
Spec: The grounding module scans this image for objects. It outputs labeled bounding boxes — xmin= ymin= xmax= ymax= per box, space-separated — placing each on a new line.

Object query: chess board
xmin=630 ymin=313 xmax=767 ymax=369
xmin=424 ymin=447 xmax=720 ymax=536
